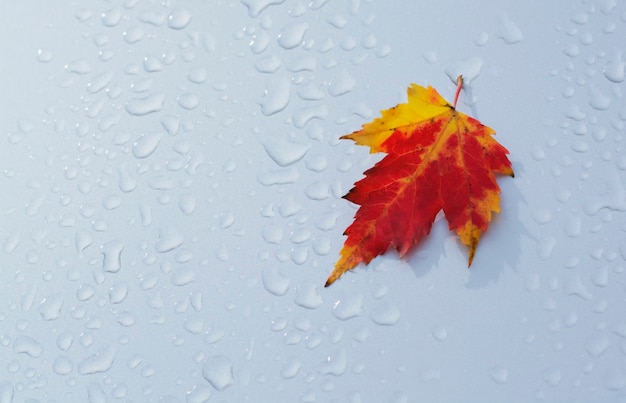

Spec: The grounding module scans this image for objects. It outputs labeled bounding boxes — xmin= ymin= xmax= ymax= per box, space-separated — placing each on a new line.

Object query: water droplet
xmin=497 ymin=16 xmax=524 ymax=44
xmin=369 ymin=302 xmax=400 ymax=326
xmin=262 ymin=266 xmax=290 ymax=296
xmin=475 ymin=32 xmax=489 ymax=47
xmin=588 ymin=83 xmax=611 ymax=110
xmin=3 ymin=231 xmax=21 ymax=254
xmin=168 ymin=8 xmax=192 ymax=30
xmin=109 ymin=283 xmax=128 ymax=304
xmin=280 ymin=358 xmax=302 ymax=379
xmin=304 ymin=181 xmax=329 ymax=200
xmin=77 ymin=283 xmax=96 ymax=301
xmin=78 ymin=345 xmax=117 ymax=375
xmin=102 ymin=241 xmax=124 ymax=273
xmin=53 ymin=356 xmax=74 ymax=375
xmin=563 ymin=43 xmax=580 ymax=57
xmin=542 ymin=367 xmax=562 ymax=385
xmin=277 ymin=21 xmax=309 ymax=49
xmin=604 ymin=49 xmax=625 ymax=83
xmin=320 ymin=348 xmax=348 ymax=376
xmin=40 ymin=295 xmax=64 ymax=320
xmin=332 ymin=295 xmax=363 ymax=320
xmin=13 ymin=335 xmax=43 ymax=357
xmin=431 ymin=325 xmax=448 ymax=341
xmin=565 ymin=274 xmax=592 ymax=300
xmin=37 ymin=48 xmax=54 ymax=62
xmin=241 ymin=0 xmax=286 ymax=17
xmin=294 ymin=283 xmax=323 ymax=309
xmin=258 ymin=168 xmax=299 ymax=186
xmin=260 ymin=77 xmax=291 ymax=116
xmin=178 ymin=93 xmax=200 ymax=110
xmin=87 ymin=72 xmax=113 ymax=94
xmin=125 ymin=93 xmax=165 ymax=116
xmin=155 ymin=226 xmax=184 ymax=253
xmin=66 ymin=59 xmax=92 ymax=74
xmin=328 ymin=69 xmax=355 ymax=97
xmin=132 ymin=132 xmax=161 ymax=158
xmin=255 ymin=55 xmax=282 ymax=73
xmin=202 ymin=355 xmax=234 ymax=391
xmin=187 ymin=385 xmax=212 ymax=402
xmin=187 ymin=67 xmax=208 ymax=84
xmin=102 ymin=8 xmax=123 ymax=27
xmin=250 ymin=32 xmax=271 ymax=54
xmin=292 ymin=104 xmax=328 ymax=128
xmin=585 ymin=333 xmax=610 ymax=357
xmin=489 ymin=365 xmax=509 ymax=384
xmin=263 ymin=139 xmax=309 ymax=168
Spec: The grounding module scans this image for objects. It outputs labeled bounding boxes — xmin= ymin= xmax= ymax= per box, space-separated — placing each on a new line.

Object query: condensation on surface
xmin=1 ymin=0 xmax=625 ymax=401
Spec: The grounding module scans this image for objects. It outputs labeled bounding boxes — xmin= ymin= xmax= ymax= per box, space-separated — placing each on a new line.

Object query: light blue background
xmin=1 ymin=0 xmax=625 ymax=401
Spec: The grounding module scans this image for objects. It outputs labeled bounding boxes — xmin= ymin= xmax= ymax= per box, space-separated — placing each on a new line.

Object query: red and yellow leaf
xmin=326 ymin=76 xmax=513 ymax=287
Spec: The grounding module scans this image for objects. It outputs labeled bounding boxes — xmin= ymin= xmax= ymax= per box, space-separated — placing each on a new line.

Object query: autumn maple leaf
xmin=326 ymin=76 xmax=514 ymax=287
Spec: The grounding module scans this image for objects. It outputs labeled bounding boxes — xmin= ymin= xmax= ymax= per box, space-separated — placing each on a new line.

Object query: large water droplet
xmin=328 ymin=69 xmax=356 ymax=97
xmin=202 ymin=355 xmax=234 ymax=391
xmin=588 ymin=83 xmax=611 ymax=110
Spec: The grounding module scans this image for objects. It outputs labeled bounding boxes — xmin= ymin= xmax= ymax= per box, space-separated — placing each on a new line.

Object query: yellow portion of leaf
xmin=341 ymin=84 xmax=453 ymax=153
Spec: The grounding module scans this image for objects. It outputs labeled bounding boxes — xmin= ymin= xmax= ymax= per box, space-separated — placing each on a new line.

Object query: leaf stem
xmin=453 ymin=75 xmax=463 ymax=108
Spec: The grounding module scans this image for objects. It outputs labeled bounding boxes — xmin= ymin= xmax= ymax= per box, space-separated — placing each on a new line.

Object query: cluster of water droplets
xmin=523 ymin=0 xmax=626 ymax=399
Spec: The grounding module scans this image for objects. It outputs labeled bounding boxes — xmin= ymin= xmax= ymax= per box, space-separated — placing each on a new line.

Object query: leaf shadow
xmin=402 ymin=165 xmax=528 ymax=288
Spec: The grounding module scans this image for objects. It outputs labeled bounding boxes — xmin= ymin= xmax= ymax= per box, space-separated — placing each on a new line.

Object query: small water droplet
xmin=155 ymin=226 xmax=184 ymax=253
xmin=489 ymin=365 xmax=509 ymax=384
xmin=431 ymin=325 xmax=448 ymax=341
xmin=332 ymin=295 xmax=363 ymax=320
xmin=588 ymin=84 xmax=611 ymax=110
xmin=202 ymin=355 xmax=234 ymax=391
xmin=277 ymin=21 xmax=308 ymax=49
xmin=168 ymin=8 xmax=192 ymax=30
xmin=255 ymin=55 xmax=282 ymax=73
xmin=262 ymin=266 xmax=290 ymax=296
xmin=563 ymin=43 xmax=580 ymax=57
xmin=99 ymin=240 xmax=123 ymax=273
xmin=132 ymin=132 xmax=161 ymax=159
xmin=258 ymin=168 xmax=299 ymax=186
xmin=261 ymin=77 xmax=291 ymax=116
xmin=320 ymin=348 xmax=348 ymax=376
xmin=369 ymin=302 xmax=400 ymax=326
xmin=586 ymin=333 xmax=610 ymax=357
xmin=102 ymin=8 xmax=123 ymax=27
xmin=280 ymin=358 xmax=302 ymax=379
xmin=125 ymin=93 xmax=165 ymax=116
xmin=475 ymin=32 xmax=489 ymax=47
xmin=66 ymin=59 xmax=92 ymax=74
xmin=241 ymin=0 xmax=286 ymax=17
xmin=542 ymin=367 xmax=562 ymax=385
xmin=178 ymin=93 xmax=200 ymax=110
xmin=294 ymin=283 xmax=323 ymax=309
xmin=328 ymin=69 xmax=356 ymax=97
xmin=78 ymin=345 xmax=116 ymax=375
xmin=187 ymin=67 xmax=208 ymax=84
xmin=37 ymin=48 xmax=54 ymax=62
